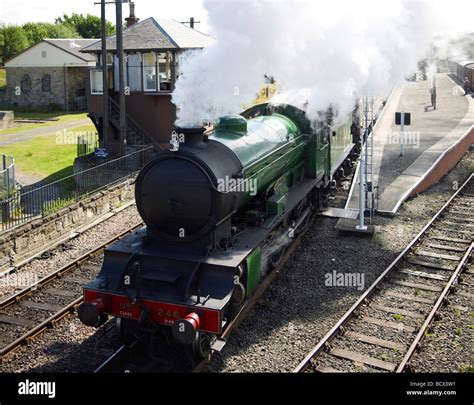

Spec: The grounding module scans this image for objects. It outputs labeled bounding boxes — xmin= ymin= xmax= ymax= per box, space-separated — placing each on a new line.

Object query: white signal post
xmin=356 ymin=147 xmax=367 ymax=231
xmin=400 ymin=111 xmax=405 ymax=157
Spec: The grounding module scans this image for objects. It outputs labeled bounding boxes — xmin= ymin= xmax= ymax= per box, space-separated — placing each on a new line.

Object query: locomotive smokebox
xmin=135 ymin=124 xmax=245 ymax=244
xmin=174 ymin=126 xmax=207 ymax=147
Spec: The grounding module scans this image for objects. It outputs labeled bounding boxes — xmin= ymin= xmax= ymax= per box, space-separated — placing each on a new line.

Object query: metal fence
xmin=0 ymin=147 xmax=155 ymax=232
xmin=0 ymin=155 xmax=15 ymax=201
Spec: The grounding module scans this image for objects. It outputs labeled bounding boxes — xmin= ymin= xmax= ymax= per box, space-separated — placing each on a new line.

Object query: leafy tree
xmin=56 ymin=13 xmax=115 ymax=39
xmin=0 ymin=13 xmax=115 ymax=63
xmin=21 ymin=22 xmax=79 ymax=44
xmin=0 ymin=25 xmax=29 ymax=63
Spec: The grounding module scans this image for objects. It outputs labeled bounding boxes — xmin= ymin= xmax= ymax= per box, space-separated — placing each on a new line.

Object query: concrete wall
xmin=0 ymin=178 xmax=136 ymax=272
xmin=411 ymin=126 xmax=474 ymax=195
xmin=0 ymin=111 xmax=14 ymax=130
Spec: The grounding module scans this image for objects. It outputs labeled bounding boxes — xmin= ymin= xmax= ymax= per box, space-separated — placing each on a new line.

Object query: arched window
xmin=20 ymin=74 xmax=32 ymax=93
xmin=42 ymin=74 xmax=51 ymax=93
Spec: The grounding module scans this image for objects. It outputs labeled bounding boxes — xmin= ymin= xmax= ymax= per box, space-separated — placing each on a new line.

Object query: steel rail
xmin=0 ymin=222 xmax=144 ymax=358
xmin=396 ymin=242 xmax=473 ymax=372
xmin=294 ymin=173 xmax=473 ymax=373
xmin=0 ymin=222 xmax=144 ymax=310
xmin=0 ymin=297 xmax=82 ymax=358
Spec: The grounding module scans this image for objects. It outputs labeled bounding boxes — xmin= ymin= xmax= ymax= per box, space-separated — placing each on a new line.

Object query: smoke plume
xmin=172 ymin=0 xmax=472 ymax=127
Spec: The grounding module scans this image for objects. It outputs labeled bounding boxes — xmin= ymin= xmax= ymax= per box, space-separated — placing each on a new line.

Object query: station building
xmin=81 ymin=15 xmax=212 ymax=156
xmin=4 ymin=39 xmax=97 ymax=111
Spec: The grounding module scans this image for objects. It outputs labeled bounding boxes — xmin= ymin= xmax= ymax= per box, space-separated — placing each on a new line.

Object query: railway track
xmin=0 ymin=222 xmax=143 ymax=359
xmin=295 ymin=174 xmax=473 ymax=373
xmin=92 ymin=158 xmax=361 ymax=373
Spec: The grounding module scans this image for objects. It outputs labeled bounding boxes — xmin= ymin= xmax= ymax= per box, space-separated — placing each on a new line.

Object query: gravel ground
xmin=0 ymin=203 xmax=141 ymax=301
xmin=206 ymin=149 xmax=473 ymax=373
xmin=0 ymin=316 xmax=120 ymax=373
xmin=0 ymin=151 xmax=471 ymax=374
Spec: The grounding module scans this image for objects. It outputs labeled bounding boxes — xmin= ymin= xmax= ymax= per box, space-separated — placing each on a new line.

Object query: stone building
xmin=4 ymin=39 xmax=98 ymax=111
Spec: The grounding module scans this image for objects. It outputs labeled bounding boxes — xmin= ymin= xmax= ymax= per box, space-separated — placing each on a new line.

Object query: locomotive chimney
xmin=175 ymin=126 xmax=207 ymax=148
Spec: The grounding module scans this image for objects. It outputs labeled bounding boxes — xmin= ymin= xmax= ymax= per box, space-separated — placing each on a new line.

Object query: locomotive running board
xmin=206 ymin=177 xmax=319 ymax=268
xmin=108 ymin=177 xmax=319 ymax=271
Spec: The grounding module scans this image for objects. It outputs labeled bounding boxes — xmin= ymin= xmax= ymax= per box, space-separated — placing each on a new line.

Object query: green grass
xmin=454 ymin=327 xmax=463 ymax=336
xmin=425 ymin=329 xmax=435 ymax=338
xmin=458 ymin=363 xmax=474 ymax=373
xmin=0 ymin=69 xmax=5 ymax=88
xmin=0 ymin=124 xmax=97 ymax=179
xmin=0 ymin=112 xmax=90 ymax=136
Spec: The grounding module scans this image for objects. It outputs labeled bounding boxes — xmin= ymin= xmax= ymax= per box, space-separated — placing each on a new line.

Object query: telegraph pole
xmin=100 ymin=0 xmax=108 ymax=150
xmin=181 ymin=17 xmax=201 ymax=29
xmin=116 ymin=0 xmax=126 ymax=155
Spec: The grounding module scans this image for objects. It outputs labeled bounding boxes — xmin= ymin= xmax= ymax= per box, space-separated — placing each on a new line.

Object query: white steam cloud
xmin=172 ymin=0 xmax=473 ymax=127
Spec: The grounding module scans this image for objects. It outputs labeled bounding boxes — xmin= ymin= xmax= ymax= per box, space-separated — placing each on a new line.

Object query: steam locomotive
xmin=78 ymin=102 xmax=359 ymax=360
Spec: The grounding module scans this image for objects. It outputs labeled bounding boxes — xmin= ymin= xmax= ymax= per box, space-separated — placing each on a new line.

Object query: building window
xmin=113 ymin=54 xmax=128 ymax=92
xmin=41 ymin=74 xmax=51 ymax=93
xmin=158 ymin=52 xmax=172 ymax=91
xmin=143 ymin=52 xmax=157 ymax=92
xmin=90 ymin=69 xmax=103 ymax=95
xmin=127 ymin=53 xmax=142 ymax=92
xmin=99 ymin=53 xmax=113 ymax=66
xmin=21 ymin=74 xmax=32 ymax=93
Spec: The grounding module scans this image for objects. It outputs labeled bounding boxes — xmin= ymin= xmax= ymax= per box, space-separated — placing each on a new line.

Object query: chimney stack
xmin=125 ymin=2 xmax=139 ymax=27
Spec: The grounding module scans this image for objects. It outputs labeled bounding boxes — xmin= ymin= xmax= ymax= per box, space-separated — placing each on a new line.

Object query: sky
xmin=0 ymin=0 xmax=210 ymax=32
xmin=0 ymin=0 xmax=472 ymax=37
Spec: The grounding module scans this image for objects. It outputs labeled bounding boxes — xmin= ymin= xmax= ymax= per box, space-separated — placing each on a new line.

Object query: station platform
xmin=346 ymin=73 xmax=474 ymax=216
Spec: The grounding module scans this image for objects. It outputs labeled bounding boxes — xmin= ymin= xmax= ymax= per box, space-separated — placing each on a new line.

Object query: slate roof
xmin=81 ymin=17 xmax=212 ymax=53
xmin=44 ymin=39 xmax=98 ymax=62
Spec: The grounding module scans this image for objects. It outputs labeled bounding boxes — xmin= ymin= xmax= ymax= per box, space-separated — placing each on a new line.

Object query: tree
xmin=0 ymin=25 xmax=30 ymax=63
xmin=56 ymin=13 xmax=115 ymax=39
xmin=21 ymin=22 xmax=79 ymax=44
